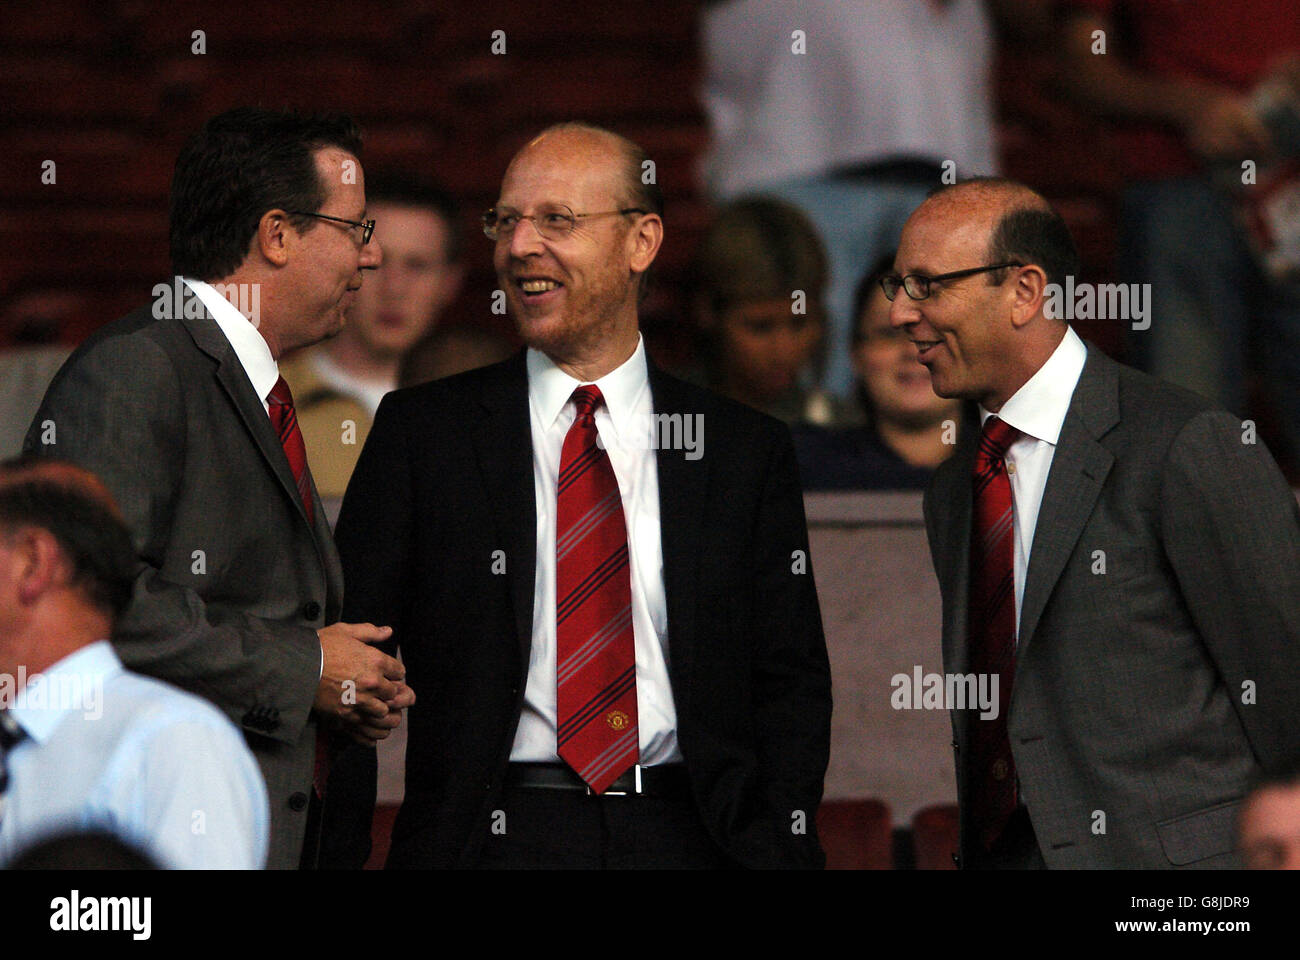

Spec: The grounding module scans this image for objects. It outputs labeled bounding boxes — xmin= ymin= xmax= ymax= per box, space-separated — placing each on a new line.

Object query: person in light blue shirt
xmin=0 ymin=458 xmax=268 ymax=869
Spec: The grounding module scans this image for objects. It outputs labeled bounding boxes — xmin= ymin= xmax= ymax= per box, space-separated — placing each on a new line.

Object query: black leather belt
xmin=505 ymin=762 xmax=691 ymax=798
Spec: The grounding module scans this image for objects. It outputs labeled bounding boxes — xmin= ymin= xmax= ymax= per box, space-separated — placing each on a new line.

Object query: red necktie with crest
xmin=555 ymin=385 xmax=639 ymax=794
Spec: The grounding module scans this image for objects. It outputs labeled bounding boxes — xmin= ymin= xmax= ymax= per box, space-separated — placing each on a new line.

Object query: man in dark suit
xmin=889 ymin=177 xmax=1300 ymax=868
xmin=335 ymin=122 xmax=832 ymax=868
xmin=24 ymin=108 xmax=414 ymax=869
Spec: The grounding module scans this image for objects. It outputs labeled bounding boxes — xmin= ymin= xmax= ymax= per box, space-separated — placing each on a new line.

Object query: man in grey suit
xmin=888 ymin=177 xmax=1300 ymax=868
xmin=23 ymin=108 xmax=414 ymax=869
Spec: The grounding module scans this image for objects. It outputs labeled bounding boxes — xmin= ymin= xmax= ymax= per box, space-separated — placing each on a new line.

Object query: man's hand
xmin=339 ymin=681 xmax=417 ymax=746
xmin=315 ymin=622 xmax=415 ymax=742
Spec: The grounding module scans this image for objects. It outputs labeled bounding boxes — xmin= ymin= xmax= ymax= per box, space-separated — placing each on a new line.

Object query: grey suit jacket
xmin=924 ymin=344 xmax=1300 ymax=868
xmin=23 ymin=299 xmax=343 ymax=869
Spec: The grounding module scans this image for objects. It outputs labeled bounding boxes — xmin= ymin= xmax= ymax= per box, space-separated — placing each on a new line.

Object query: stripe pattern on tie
xmin=968 ymin=415 xmax=1021 ymax=851
xmin=555 ymin=385 xmax=638 ymax=794
xmin=266 ymin=375 xmax=315 ymax=526
xmin=266 ymin=375 xmax=328 ymax=796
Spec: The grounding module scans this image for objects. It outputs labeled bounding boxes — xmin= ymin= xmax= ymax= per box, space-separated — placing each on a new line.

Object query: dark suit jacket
xmin=334 ymin=350 xmax=833 ymax=868
xmin=23 ymin=299 xmax=343 ymax=870
xmin=924 ymin=344 xmax=1300 ymax=868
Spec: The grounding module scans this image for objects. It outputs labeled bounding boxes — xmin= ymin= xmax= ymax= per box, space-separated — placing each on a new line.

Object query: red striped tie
xmin=968 ymin=415 xmax=1021 ymax=850
xmin=555 ymin=385 xmax=639 ymax=794
xmin=267 ymin=375 xmax=328 ymax=796
xmin=266 ymin=376 xmax=315 ymax=526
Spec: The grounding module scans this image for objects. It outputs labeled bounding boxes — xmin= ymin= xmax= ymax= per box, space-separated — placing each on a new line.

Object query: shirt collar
xmin=526 ymin=334 xmax=651 ymax=441
xmin=979 ymin=326 xmax=1087 ymax=445
xmin=8 ymin=640 xmax=122 ymax=744
xmin=184 ymin=277 xmax=280 ymax=404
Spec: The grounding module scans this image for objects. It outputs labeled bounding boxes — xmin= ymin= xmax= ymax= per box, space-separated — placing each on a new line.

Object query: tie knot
xmin=267 ymin=375 xmax=293 ymax=408
xmin=979 ymin=416 xmax=1021 ymax=461
xmin=570 ymin=385 xmax=605 ymax=418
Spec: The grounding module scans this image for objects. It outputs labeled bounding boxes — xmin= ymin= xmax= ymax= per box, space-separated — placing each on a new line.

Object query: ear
xmin=257 ymin=209 xmax=293 ymax=268
xmin=628 ymin=213 xmax=663 ymax=276
xmin=1008 ymin=263 xmax=1048 ymax=330
xmin=8 ymin=527 xmax=63 ymax=606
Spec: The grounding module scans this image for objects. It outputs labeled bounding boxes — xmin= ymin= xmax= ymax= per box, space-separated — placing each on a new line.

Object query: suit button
xmin=289 ymin=791 xmax=309 ymax=812
xmin=952 ymin=853 xmax=961 ymax=868
xmin=302 ymin=601 xmax=322 ymax=621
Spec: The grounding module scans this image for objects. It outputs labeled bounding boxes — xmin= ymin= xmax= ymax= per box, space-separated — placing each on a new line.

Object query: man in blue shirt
xmin=0 ymin=458 xmax=268 ymax=869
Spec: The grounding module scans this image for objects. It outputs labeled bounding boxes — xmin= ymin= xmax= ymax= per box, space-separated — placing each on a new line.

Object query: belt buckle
xmin=588 ymin=764 xmax=642 ymax=797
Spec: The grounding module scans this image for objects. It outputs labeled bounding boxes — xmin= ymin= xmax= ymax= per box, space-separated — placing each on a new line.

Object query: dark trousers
xmin=475 ymin=778 xmax=729 ymax=869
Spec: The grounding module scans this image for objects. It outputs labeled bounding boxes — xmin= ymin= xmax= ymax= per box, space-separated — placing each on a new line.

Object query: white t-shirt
xmin=700 ymin=0 xmax=998 ymax=197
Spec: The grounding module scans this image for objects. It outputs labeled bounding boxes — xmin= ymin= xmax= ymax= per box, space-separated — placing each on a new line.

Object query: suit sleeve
xmin=749 ymin=420 xmax=833 ymax=867
xmin=1160 ymin=409 xmax=1300 ymax=766
xmin=334 ymin=392 xmax=413 ymax=651
xmin=23 ymin=337 xmax=320 ymax=743
xmin=318 ymin=393 xmax=414 ymax=869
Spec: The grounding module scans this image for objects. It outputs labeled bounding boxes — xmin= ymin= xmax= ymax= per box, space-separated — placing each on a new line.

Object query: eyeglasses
xmin=880 ymin=262 xmax=1022 ymax=301
xmin=482 ymin=203 xmax=646 ymax=241
xmin=286 ymin=210 xmax=376 ymax=245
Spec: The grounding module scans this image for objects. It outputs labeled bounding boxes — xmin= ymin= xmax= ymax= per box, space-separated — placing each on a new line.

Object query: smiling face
xmin=855 ymin=283 xmax=959 ymax=428
xmin=492 ymin=130 xmax=658 ymax=362
xmin=280 ymin=147 xmax=381 ymax=353
xmin=889 ymin=199 xmax=1017 ymax=410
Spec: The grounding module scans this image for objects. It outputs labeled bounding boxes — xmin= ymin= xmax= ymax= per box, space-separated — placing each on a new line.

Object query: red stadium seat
xmin=365 ymin=804 xmax=400 ymax=870
xmin=911 ymin=804 xmax=960 ymax=870
xmin=816 ymin=798 xmax=893 ymax=870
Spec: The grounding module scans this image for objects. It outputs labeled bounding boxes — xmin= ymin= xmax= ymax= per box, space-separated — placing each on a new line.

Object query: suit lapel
xmin=181 ymin=307 xmax=314 ymax=531
xmin=469 ymin=351 xmax=537 ymax=670
xmin=646 ymin=362 xmax=709 ymax=707
xmin=1017 ymin=345 xmax=1119 ymax=654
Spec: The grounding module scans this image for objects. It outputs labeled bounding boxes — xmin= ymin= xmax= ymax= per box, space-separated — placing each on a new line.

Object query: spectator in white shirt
xmin=0 ymin=458 xmax=269 ymax=869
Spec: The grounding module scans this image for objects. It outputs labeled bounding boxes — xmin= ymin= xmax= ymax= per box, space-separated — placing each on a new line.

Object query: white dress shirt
xmin=185 ymin=277 xmax=280 ymax=414
xmin=979 ymin=327 xmax=1088 ymax=638
xmin=0 ymin=641 xmax=269 ymax=869
xmin=510 ymin=335 xmax=682 ymax=765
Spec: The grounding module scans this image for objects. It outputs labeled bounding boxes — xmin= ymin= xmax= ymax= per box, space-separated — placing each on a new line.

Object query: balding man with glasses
xmin=892 ymin=176 xmax=1300 ymax=869
xmin=335 ymin=122 xmax=832 ymax=869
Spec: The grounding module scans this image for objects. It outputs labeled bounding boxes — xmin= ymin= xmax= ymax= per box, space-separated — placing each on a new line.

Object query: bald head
xmin=924 ymin=177 xmax=1051 ymax=218
xmin=0 ymin=457 xmax=135 ymax=621
xmin=492 ymin=122 xmax=664 ymax=380
xmin=0 ymin=459 xmax=123 ymax=519
xmin=514 ymin=123 xmax=663 ymax=218
xmin=889 ymin=177 xmax=1079 ymax=411
xmin=916 ymin=177 xmax=1078 ymax=294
